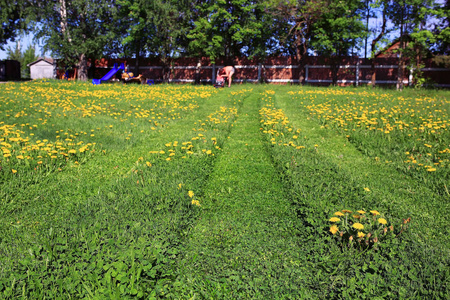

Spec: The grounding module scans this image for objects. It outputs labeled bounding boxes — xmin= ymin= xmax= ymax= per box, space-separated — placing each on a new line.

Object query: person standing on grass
xmin=219 ymin=65 xmax=235 ymax=87
xmin=195 ymin=60 xmax=201 ymax=85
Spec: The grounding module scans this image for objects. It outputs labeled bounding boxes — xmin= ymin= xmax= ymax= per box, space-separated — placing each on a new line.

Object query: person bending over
xmin=219 ymin=66 xmax=235 ymax=87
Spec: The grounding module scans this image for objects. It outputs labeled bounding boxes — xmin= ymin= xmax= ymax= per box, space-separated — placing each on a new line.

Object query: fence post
xmin=305 ymin=65 xmax=309 ymax=84
xmin=258 ymin=64 xmax=261 ymax=83
xmin=356 ymin=60 xmax=360 ymax=86
xmin=212 ymin=64 xmax=216 ymax=84
xmin=409 ymin=66 xmax=413 ymax=86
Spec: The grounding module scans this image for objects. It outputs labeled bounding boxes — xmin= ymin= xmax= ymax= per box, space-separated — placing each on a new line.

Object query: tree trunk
xmin=396 ymin=3 xmax=405 ymax=91
xmin=330 ymin=56 xmax=339 ymax=86
xmin=397 ymin=45 xmax=404 ymax=91
xmin=135 ymin=40 xmax=140 ymax=76
xmin=370 ymin=56 xmax=377 ymax=87
xmin=331 ymin=64 xmax=339 ymax=85
xmin=369 ymin=9 xmax=387 ymax=87
xmin=77 ymin=53 xmax=88 ymax=81
xmin=295 ymin=41 xmax=307 ymax=85
xmin=162 ymin=65 xmax=170 ymax=83
xmin=298 ymin=60 xmax=305 ymax=84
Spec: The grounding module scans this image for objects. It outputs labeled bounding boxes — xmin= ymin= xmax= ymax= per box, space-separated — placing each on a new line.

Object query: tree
xmin=309 ymin=0 xmax=367 ymax=85
xmin=32 ymin=0 xmax=117 ymax=81
xmin=0 ymin=0 xmax=31 ymax=50
xmin=187 ymin=0 xmax=268 ymax=63
xmin=6 ymin=41 xmax=38 ymax=78
xmin=385 ymin=0 xmax=441 ymax=89
xmin=367 ymin=0 xmax=393 ymax=87
xmin=116 ymin=0 xmax=192 ymax=82
xmin=433 ymin=0 xmax=450 ymax=68
xmin=266 ymin=0 xmax=330 ymax=84
xmin=22 ymin=44 xmax=39 ymax=78
xmin=438 ymin=0 xmax=450 ymax=54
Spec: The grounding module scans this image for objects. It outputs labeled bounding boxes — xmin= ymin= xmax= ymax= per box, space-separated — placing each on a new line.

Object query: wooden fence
xmin=90 ymin=57 xmax=450 ymax=87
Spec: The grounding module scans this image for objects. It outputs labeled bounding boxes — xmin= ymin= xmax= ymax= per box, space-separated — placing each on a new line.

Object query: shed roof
xmin=27 ymin=58 xmax=55 ymax=67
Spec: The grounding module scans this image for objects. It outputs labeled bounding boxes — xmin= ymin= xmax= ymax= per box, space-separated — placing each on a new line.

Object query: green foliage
xmin=6 ymin=42 xmax=38 ymax=78
xmin=32 ymin=0 xmax=118 ymax=80
xmin=117 ymin=0 xmax=191 ymax=61
xmin=0 ymin=0 xmax=30 ymax=50
xmin=187 ymin=0 xmax=268 ymax=62
xmin=310 ymin=0 xmax=367 ymax=56
xmin=433 ymin=55 xmax=450 ymax=67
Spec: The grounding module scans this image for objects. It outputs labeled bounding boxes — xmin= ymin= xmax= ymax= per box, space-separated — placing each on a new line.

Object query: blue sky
xmin=0 ymin=33 xmax=45 ymax=60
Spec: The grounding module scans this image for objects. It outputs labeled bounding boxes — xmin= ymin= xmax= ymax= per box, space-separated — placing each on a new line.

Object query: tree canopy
xmin=0 ymin=0 xmax=32 ymax=50
xmin=6 ymin=41 xmax=38 ymax=78
xmin=1 ymin=0 xmax=448 ymax=81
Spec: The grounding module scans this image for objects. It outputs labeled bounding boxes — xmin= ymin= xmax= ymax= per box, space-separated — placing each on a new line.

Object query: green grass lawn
xmin=1 ymin=81 xmax=449 ymax=298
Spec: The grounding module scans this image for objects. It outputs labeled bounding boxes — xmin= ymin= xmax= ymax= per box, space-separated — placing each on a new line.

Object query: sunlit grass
xmin=287 ymin=87 xmax=449 ymax=195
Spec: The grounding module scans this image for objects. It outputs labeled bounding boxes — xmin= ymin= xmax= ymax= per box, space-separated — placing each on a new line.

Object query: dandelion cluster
xmin=1 ymin=123 xmax=95 ymax=174
xmin=288 ymin=89 xmax=449 ymax=178
xmin=259 ymin=90 xmax=305 ymax=150
xmin=187 ymin=190 xmax=201 ymax=207
xmin=329 ymin=209 xmax=411 ymax=249
xmin=0 ymin=81 xmax=216 ymax=175
xmin=148 ymin=105 xmax=239 ymax=162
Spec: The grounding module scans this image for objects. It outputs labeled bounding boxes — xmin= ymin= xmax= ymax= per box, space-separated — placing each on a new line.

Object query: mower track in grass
xmin=273 ymin=87 xmax=450 ymax=248
xmin=258 ymin=87 xmax=450 ymax=298
xmin=2 ymin=83 xmax=448 ymax=298
xmin=0 ymin=85 xmax=237 ymax=298
xmin=175 ymin=87 xmax=314 ymax=298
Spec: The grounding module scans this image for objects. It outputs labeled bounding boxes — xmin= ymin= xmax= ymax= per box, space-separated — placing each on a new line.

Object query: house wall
xmin=30 ymin=61 xmax=56 ymax=79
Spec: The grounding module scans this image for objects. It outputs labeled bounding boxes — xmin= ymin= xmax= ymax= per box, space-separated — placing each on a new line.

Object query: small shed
xmin=0 ymin=60 xmax=21 ymax=81
xmin=27 ymin=58 xmax=57 ymax=79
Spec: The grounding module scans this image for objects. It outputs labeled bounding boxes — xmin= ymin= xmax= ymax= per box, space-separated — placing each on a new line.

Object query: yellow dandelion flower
xmin=357 ymin=210 xmax=366 ymax=214
xmin=329 ymin=217 xmax=340 ymax=222
xmin=188 ymin=190 xmax=194 ymax=198
xmin=12 ymin=169 xmax=17 ymax=174
xmin=342 ymin=209 xmax=352 ymax=213
xmin=352 ymin=223 xmax=364 ymax=230
xmin=357 ymin=232 xmax=365 ymax=238
xmin=191 ymin=199 xmax=201 ymax=206
xmin=370 ymin=210 xmax=380 ymax=216
xmin=334 ymin=211 xmax=344 ymax=216
xmin=364 ymin=187 xmax=370 ymax=192
xmin=329 ymin=225 xmax=339 ymax=235
xmin=146 ymin=162 xmax=152 ymax=167
xmin=378 ymin=218 xmax=387 ymax=225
